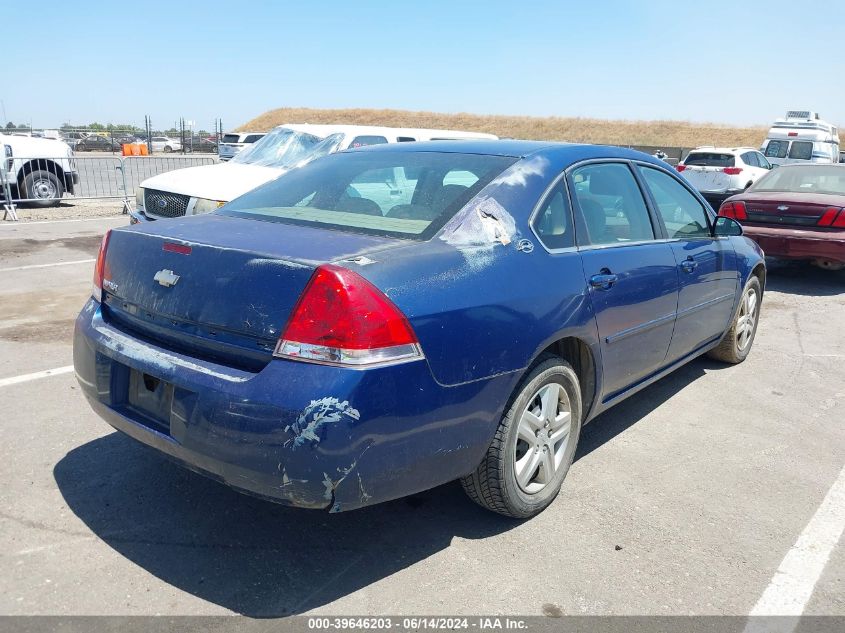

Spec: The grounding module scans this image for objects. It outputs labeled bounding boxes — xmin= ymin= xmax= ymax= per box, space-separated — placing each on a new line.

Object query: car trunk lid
xmin=100 ymin=214 xmax=404 ymax=370
xmin=739 ymin=192 xmax=845 ymax=227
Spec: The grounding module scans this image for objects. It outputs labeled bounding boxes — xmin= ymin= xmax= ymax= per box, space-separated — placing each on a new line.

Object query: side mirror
xmin=770 ymin=163 xmax=778 ymax=169
xmin=713 ymin=216 xmax=743 ymax=237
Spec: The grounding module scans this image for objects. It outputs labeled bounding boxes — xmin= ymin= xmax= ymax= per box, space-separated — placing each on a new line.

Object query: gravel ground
xmin=2 ymin=199 xmax=128 ymax=222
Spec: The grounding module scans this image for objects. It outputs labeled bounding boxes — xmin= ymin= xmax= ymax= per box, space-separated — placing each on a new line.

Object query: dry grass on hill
xmin=238 ymin=107 xmax=770 ymax=149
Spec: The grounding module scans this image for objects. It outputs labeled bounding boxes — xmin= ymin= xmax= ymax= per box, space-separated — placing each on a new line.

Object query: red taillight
xmin=718 ymin=201 xmax=748 ymax=221
xmin=722 ymin=167 xmax=743 ymax=175
xmin=92 ymin=230 xmax=112 ymax=301
xmin=275 ymin=264 xmax=422 ymax=367
xmin=676 ymin=165 xmax=687 ymax=172
xmin=819 ymin=207 xmax=845 ymax=228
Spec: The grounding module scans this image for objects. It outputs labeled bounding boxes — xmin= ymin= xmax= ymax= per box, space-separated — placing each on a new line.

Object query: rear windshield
xmin=222 ymin=134 xmax=241 ymax=143
xmin=750 ymin=165 xmax=845 ymax=195
xmin=220 ymin=151 xmax=516 ymax=240
xmin=684 ymin=152 xmax=735 ymax=167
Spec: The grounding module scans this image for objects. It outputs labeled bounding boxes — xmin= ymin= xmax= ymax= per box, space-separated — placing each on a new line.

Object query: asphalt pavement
xmin=0 ymin=217 xmax=842 ymax=617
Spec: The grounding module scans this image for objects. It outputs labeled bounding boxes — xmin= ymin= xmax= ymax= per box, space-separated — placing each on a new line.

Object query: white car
xmin=132 ymin=124 xmax=497 ymax=222
xmin=676 ymin=147 xmax=774 ymax=206
xmin=0 ymin=133 xmax=78 ymax=207
xmin=150 ymin=136 xmax=182 ymax=153
xmin=217 ymin=131 xmax=266 ymax=161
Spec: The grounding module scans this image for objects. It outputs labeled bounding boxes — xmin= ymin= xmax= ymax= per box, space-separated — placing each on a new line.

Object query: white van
xmin=760 ymin=110 xmax=840 ymax=166
xmin=132 ymin=124 xmax=497 ymax=222
xmin=217 ymin=131 xmax=267 ymax=161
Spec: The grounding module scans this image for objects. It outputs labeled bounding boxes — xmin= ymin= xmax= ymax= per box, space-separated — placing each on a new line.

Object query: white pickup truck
xmin=0 ymin=133 xmax=78 ymax=207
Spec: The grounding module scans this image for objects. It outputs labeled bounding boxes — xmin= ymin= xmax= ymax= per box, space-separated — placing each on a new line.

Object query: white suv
xmin=676 ymin=147 xmax=774 ymax=206
xmin=217 ymin=132 xmax=266 ymax=160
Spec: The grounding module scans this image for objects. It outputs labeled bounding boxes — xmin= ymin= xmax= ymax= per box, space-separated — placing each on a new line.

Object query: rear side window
xmin=639 ymin=167 xmax=711 ymax=239
xmin=684 ymin=152 xmax=735 ymax=167
xmin=397 ymin=136 xmax=416 ymax=142
xmin=741 ymin=152 xmax=759 ymax=167
xmin=222 ymin=134 xmax=240 ymax=143
xmin=221 ymin=151 xmax=516 ymax=240
xmin=532 ymin=179 xmax=574 ymax=250
xmin=764 ymin=140 xmax=788 ymax=159
xmin=570 ymin=163 xmax=654 ymax=246
xmin=243 ymin=134 xmax=264 ymax=143
xmin=788 ymin=141 xmax=813 ymax=160
xmin=349 ymin=135 xmax=388 ymax=148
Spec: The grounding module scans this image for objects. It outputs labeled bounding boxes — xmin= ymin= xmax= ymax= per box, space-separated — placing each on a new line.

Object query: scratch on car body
xmin=285 ymin=397 xmax=361 ymax=449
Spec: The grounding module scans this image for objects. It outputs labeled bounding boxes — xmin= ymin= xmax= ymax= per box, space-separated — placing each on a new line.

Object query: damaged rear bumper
xmin=73 ymin=300 xmax=517 ymax=512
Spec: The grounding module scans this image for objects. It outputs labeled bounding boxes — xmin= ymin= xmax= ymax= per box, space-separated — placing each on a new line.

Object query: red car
xmin=718 ymin=164 xmax=845 ymax=270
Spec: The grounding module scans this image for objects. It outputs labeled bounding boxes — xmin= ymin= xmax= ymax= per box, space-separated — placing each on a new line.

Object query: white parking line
xmin=748 ymin=464 xmax=845 ymax=621
xmin=0 ymin=216 xmax=123 ymax=227
xmin=0 ymin=258 xmax=95 ymax=273
xmin=0 ymin=365 xmax=74 ymax=388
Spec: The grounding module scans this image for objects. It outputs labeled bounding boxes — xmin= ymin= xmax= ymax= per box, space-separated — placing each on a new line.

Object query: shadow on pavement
xmin=576 ymin=357 xmax=714 ymax=460
xmin=764 ymin=258 xmax=845 ymax=296
xmin=54 ymin=433 xmax=519 ymax=616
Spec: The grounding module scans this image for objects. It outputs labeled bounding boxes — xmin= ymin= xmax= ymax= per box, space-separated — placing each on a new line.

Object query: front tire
xmin=708 ymin=276 xmax=762 ymax=364
xmin=21 ymin=169 xmax=64 ymax=208
xmin=461 ymin=356 xmax=582 ymax=518
xmin=164 ymin=145 xmax=172 ymax=153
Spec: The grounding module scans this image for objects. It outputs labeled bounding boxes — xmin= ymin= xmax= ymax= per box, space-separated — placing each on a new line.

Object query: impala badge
xmin=154 ymin=269 xmax=180 ymax=287
xmin=777 ymin=205 xmax=789 ymax=211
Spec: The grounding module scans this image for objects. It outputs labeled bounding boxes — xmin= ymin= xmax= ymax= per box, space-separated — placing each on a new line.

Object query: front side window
xmin=741 ymin=152 xmax=759 ymax=168
xmin=221 ymin=151 xmax=516 ymax=240
xmin=755 ymin=152 xmax=771 ymax=169
xmin=764 ymin=140 xmax=789 ymax=158
xmin=788 ymin=141 xmax=813 ymax=160
xmin=640 ymin=167 xmax=711 ymax=239
xmin=532 ymin=179 xmax=574 ymax=250
xmin=570 ymin=163 xmax=654 ymax=246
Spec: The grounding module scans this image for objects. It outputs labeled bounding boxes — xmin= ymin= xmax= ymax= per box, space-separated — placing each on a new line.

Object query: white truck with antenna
xmin=760 ymin=110 xmax=840 ymax=165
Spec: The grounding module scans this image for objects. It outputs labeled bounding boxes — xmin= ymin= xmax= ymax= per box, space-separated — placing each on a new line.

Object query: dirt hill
xmin=238 ymin=107 xmax=770 ymax=149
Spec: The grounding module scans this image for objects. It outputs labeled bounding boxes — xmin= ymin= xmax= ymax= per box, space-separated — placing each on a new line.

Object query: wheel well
xmin=540 ymin=337 xmax=597 ymax=416
xmin=751 ymin=263 xmax=766 ymax=291
xmin=16 ymin=159 xmax=66 ymax=187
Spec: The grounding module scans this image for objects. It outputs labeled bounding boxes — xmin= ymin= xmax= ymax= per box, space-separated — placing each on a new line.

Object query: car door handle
xmin=589 ymin=270 xmax=618 ymax=290
xmin=681 ymin=257 xmax=698 ymax=273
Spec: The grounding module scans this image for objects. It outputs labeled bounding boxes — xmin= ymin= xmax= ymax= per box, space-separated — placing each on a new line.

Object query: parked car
xmin=75 ymin=141 xmax=765 ymax=518
xmin=218 ymin=131 xmax=266 ymax=160
xmin=676 ymin=147 xmax=773 ymax=208
xmin=0 ymin=132 xmax=78 ymax=207
xmin=719 ymin=163 xmax=845 ymax=270
xmin=183 ymin=136 xmax=218 ymax=153
xmin=132 ymin=124 xmax=498 ymax=222
xmin=150 ymin=136 xmax=182 ymax=153
xmin=760 ymin=110 xmax=839 ymax=166
xmin=75 ymin=135 xmax=121 ymax=152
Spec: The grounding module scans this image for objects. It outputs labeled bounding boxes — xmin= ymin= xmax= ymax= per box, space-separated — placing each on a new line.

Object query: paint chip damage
xmin=285 ymin=397 xmax=361 ymax=449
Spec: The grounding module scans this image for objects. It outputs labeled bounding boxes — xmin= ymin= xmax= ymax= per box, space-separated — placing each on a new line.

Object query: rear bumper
xmin=73 ymin=300 xmax=514 ymax=511
xmin=742 ymin=225 xmax=845 ymax=263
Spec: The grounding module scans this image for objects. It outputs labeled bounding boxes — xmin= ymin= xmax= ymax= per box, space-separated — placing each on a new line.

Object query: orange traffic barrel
xmin=139 ymin=144 xmax=149 ymax=156
xmin=122 ymin=143 xmax=132 ymax=156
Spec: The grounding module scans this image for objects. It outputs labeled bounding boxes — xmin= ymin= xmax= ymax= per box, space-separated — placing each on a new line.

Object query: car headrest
xmin=336 ymin=196 xmax=382 ymax=216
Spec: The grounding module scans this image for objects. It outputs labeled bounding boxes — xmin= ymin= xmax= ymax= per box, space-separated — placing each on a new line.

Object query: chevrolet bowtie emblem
xmin=154 ymin=269 xmax=180 ymax=287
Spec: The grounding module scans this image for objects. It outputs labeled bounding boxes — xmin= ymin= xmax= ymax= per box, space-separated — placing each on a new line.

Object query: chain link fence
xmin=1 ymin=155 xmax=216 ymax=220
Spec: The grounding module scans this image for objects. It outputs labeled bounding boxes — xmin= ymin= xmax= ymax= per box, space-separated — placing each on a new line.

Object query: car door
xmin=570 ymin=161 xmax=680 ymax=399
xmin=636 ymin=164 xmax=738 ymax=363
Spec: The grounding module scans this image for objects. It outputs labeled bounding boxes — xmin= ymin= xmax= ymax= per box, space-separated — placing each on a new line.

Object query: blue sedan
xmin=73 ymin=140 xmax=765 ymax=518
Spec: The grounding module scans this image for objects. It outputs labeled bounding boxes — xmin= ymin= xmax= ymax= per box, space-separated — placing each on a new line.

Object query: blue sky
xmin=3 ymin=0 xmax=843 ymax=130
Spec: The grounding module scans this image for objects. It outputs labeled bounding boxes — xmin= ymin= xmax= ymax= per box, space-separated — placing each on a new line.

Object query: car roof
xmin=275 ymin=123 xmax=498 ymax=140
xmin=689 ymin=146 xmax=758 ymax=154
xmin=341 ymin=138 xmax=669 ymax=164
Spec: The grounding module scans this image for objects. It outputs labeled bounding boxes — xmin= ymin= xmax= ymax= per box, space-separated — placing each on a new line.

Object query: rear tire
xmin=21 ymin=169 xmax=64 ymax=208
xmin=707 ymin=276 xmax=762 ymax=364
xmin=461 ymin=356 xmax=582 ymax=518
